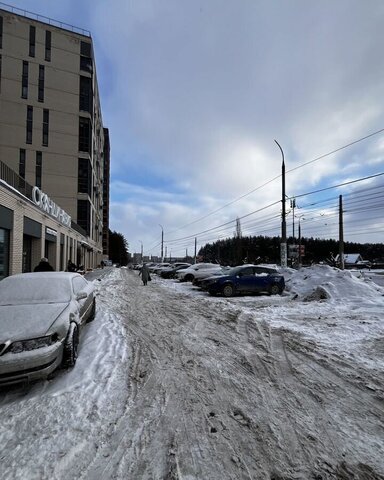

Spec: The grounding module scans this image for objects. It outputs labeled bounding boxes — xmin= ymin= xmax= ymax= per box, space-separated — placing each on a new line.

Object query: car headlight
xmin=8 ymin=334 xmax=59 ymax=353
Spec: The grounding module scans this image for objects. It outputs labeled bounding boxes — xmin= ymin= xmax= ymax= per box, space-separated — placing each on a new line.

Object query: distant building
xmin=335 ymin=253 xmax=371 ymax=269
xmin=0 ymin=4 xmax=109 ymax=276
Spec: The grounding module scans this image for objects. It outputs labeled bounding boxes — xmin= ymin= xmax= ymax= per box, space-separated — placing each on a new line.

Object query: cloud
xmin=9 ymin=0 xmax=384 ymax=255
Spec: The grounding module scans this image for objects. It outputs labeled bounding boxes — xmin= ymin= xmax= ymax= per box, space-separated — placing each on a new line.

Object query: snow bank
xmin=283 ymin=265 xmax=384 ymax=304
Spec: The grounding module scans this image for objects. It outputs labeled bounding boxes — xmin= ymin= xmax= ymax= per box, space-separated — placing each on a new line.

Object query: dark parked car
xmin=160 ymin=263 xmax=192 ymax=279
xmin=0 ymin=272 xmax=96 ymax=386
xmin=200 ymin=264 xmax=285 ymax=297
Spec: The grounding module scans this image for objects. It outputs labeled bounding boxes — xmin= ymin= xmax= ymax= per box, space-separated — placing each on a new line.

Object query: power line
xmin=165 ymin=129 xmax=384 ymax=236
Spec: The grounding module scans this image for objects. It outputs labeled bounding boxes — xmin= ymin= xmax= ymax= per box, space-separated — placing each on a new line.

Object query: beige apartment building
xmin=0 ymin=4 xmax=110 ymax=278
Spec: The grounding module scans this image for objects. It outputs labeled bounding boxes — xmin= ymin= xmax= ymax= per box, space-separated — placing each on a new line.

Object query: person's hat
xmin=41 ymin=257 xmax=48 ymax=262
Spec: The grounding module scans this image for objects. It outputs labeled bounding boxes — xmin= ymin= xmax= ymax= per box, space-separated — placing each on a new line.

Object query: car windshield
xmin=0 ymin=277 xmax=72 ymax=305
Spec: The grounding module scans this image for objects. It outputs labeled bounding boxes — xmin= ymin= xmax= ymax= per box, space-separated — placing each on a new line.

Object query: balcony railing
xmin=0 ymin=160 xmax=33 ymax=200
xmin=0 ymin=2 xmax=91 ymax=37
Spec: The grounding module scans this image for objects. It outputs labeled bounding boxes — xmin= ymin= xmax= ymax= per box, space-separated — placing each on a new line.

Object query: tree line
xmin=198 ymin=235 xmax=384 ymax=266
xmin=107 ymin=229 xmax=384 ymax=267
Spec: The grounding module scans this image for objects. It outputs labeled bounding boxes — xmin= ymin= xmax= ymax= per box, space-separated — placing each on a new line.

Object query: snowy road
xmin=1 ymin=266 xmax=384 ymax=479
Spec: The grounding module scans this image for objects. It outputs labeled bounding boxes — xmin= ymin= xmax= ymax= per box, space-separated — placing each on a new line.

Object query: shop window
xmin=0 ymin=228 xmax=10 ymax=280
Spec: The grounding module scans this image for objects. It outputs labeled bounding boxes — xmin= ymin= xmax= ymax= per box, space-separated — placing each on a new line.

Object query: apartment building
xmin=0 ymin=4 xmax=109 ymax=277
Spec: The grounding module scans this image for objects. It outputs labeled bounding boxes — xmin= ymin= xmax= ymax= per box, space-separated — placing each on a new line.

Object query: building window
xmin=38 ymin=65 xmax=45 ymax=102
xmin=80 ymin=41 xmax=92 ymax=73
xmin=22 ymin=61 xmax=28 ymax=99
xmin=79 ymin=76 xmax=93 ymax=114
xmin=29 ymin=25 xmax=36 ymax=57
xmin=77 ymin=199 xmax=91 ymax=236
xmin=78 ymin=158 xmax=92 ymax=195
xmin=19 ymin=149 xmax=26 ymax=178
xmin=26 ymin=106 xmax=33 ymax=144
xmin=42 ymin=109 xmax=49 ymax=146
xmin=18 ymin=148 xmax=26 ymax=191
xmin=79 ymin=117 xmax=91 ymax=153
xmin=0 ymin=16 xmax=3 ymax=49
xmin=36 ymin=151 xmax=42 ymax=188
xmin=45 ymin=30 xmax=51 ymax=61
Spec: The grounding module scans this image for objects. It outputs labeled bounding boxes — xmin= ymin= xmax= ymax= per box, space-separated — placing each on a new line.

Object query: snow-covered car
xmin=200 ymin=264 xmax=285 ymax=297
xmin=160 ymin=263 xmax=192 ymax=279
xmin=175 ymin=263 xmax=222 ymax=282
xmin=192 ymin=266 xmax=231 ymax=286
xmin=0 ymin=272 xmax=96 ymax=387
xmin=150 ymin=263 xmax=172 ymax=274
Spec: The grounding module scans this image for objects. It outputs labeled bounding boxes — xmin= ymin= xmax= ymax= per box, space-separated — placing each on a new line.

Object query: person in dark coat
xmin=67 ymin=260 xmax=77 ymax=272
xmin=139 ymin=263 xmax=151 ymax=286
xmin=34 ymin=257 xmax=54 ymax=272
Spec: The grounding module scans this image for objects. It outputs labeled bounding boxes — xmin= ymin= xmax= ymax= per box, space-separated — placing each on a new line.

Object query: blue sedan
xmin=200 ymin=264 xmax=285 ymax=297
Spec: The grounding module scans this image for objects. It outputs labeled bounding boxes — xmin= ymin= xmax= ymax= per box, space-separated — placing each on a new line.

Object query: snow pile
xmin=283 ymin=264 xmax=384 ymax=304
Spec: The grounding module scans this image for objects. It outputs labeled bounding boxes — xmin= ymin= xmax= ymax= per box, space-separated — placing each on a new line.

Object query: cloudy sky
xmin=7 ymin=0 xmax=384 ymax=258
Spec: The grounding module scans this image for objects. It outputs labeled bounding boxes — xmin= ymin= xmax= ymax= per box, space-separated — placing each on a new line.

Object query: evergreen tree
xmin=108 ymin=230 xmax=130 ymax=266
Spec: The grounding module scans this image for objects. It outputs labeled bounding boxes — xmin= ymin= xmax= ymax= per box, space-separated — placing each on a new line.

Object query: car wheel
xmin=269 ymin=284 xmax=281 ymax=295
xmin=63 ymin=323 xmax=79 ymax=368
xmin=87 ymin=298 xmax=96 ymax=323
xmin=184 ymin=274 xmax=194 ymax=282
xmin=222 ymin=284 xmax=234 ymax=297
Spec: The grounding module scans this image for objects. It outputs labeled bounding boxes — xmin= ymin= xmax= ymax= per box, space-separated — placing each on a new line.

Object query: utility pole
xmin=159 ymin=224 xmax=164 ymax=262
xmin=275 ymin=140 xmax=287 ymax=267
xmin=290 ymin=198 xmax=296 ymax=242
xmin=339 ymin=195 xmax=344 ymax=270
xmin=194 ymin=237 xmax=197 ymax=264
xmin=298 ymin=218 xmax=302 ymax=267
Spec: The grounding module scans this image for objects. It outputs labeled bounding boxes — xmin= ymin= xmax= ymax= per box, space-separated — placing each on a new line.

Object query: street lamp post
xmin=275 ymin=140 xmax=287 ymax=267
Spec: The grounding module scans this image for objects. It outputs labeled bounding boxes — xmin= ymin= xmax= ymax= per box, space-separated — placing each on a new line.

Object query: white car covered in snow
xmin=0 ymin=272 xmax=96 ymax=387
xmin=175 ymin=263 xmax=223 ymax=282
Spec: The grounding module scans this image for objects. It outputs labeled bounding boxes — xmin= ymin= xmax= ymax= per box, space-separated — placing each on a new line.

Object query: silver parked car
xmin=0 ymin=272 xmax=96 ymax=387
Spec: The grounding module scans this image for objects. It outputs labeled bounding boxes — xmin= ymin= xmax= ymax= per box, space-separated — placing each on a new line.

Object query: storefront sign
xmin=46 ymin=227 xmax=57 ymax=237
xmin=32 ymin=187 xmax=71 ymax=227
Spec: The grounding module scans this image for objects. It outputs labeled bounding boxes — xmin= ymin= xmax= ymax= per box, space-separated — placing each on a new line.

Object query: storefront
xmin=0 ymin=181 xmax=102 ymax=277
xmin=0 ymin=205 xmax=12 ymax=280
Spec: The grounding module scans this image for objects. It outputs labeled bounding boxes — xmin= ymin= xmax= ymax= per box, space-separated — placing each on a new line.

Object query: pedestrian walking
xmin=34 ymin=257 xmax=54 ymax=272
xmin=139 ymin=263 xmax=151 ymax=286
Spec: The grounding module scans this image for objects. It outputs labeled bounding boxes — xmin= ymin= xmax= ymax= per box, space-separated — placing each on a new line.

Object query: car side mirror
xmin=76 ymin=291 xmax=87 ymax=301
